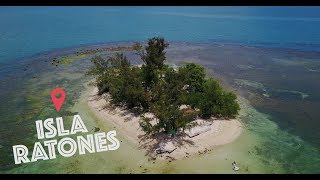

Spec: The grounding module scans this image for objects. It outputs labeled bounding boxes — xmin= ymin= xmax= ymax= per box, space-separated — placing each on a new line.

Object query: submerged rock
xmin=93 ymin=127 xmax=100 ymax=132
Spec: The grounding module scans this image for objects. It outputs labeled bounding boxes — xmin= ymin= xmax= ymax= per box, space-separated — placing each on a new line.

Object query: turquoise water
xmin=1 ymin=7 xmax=320 ymax=173
xmin=1 ymin=6 xmax=320 ymax=62
xmin=1 ymin=43 xmax=319 ymax=174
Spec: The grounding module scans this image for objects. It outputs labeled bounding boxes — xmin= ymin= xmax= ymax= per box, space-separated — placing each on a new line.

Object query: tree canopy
xmin=88 ymin=37 xmax=240 ymax=135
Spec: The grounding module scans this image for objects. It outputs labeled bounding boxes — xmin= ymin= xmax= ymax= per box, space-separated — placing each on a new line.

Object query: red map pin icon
xmin=51 ymin=88 xmax=66 ymax=112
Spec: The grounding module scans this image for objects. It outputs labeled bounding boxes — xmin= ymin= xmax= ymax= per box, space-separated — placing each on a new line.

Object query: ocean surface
xmin=1 ymin=6 xmax=320 ymax=63
xmin=1 ymin=6 xmax=320 ymax=174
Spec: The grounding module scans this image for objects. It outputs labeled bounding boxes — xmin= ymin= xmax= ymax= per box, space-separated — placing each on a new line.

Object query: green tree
xmin=178 ymin=63 xmax=206 ymax=108
xmin=178 ymin=63 xmax=206 ymax=93
xmin=144 ymin=37 xmax=169 ymax=69
xmin=135 ymin=37 xmax=169 ymax=88
xmin=213 ymin=92 xmax=240 ymax=118
xmin=180 ymin=92 xmax=202 ymax=109
xmin=87 ymin=55 xmax=113 ymax=95
xmin=122 ymin=67 xmax=149 ymax=111
xmin=163 ymin=66 xmax=184 ymax=103
xmin=199 ymin=78 xmax=224 ymax=118
xmin=150 ymin=94 xmax=194 ymax=134
xmin=88 ymin=37 xmax=240 ymax=136
xmin=88 ymin=53 xmax=150 ymax=111
xmin=106 ymin=54 xmax=130 ymax=105
xmin=199 ymin=78 xmax=239 ymax=118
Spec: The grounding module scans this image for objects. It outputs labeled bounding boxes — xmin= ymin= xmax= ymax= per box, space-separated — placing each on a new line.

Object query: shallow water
xmin=1 ymin=42 xmax=320 ymax=174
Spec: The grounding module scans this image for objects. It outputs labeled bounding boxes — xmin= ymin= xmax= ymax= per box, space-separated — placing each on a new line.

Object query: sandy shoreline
xmin=87 ymin=86 xmax=242 ymax=160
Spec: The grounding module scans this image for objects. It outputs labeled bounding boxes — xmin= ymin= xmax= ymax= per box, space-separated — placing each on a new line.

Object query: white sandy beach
xmin=87 ymin=87 xmax=242 ymax=160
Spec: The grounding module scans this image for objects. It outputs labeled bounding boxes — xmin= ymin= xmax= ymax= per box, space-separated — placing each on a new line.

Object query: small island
xmin=87 ymin=37 xmax=242 ymax=160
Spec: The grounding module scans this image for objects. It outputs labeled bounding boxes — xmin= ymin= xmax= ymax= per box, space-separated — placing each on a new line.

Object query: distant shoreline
xmin=87 ymin=86 xmax=242 ymax=160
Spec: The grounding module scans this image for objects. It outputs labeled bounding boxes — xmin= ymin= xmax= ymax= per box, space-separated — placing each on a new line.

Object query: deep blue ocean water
xmin=1 ymin=6 xmax=320 ymax=62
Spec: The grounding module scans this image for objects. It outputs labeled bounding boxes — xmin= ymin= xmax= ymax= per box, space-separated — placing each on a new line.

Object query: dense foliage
xmin=88 ymin=37 xmax=240 ymax=135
